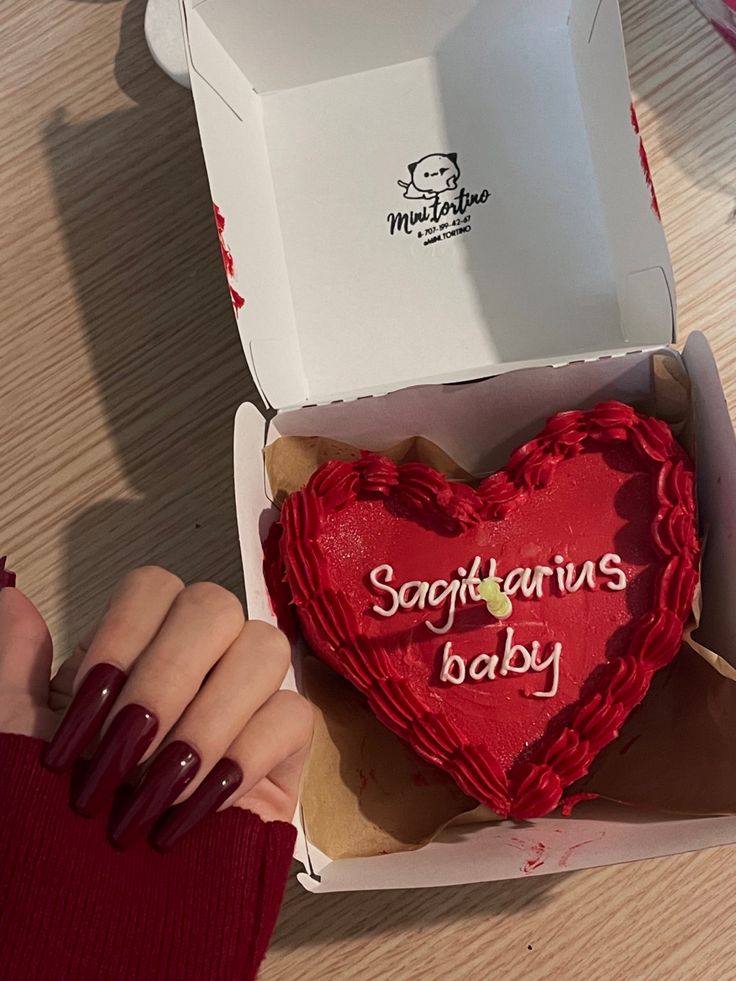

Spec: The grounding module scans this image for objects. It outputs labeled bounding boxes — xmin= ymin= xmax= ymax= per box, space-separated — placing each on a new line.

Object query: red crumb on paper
xmin=618 ymin=734 xmax=642 ymax=757
xmin=229 ymin=286 xmax=246 ymax=312
xmin=560 ymin=793 xmax=599 ymax=817
xmin=212 ymin=202 xmax=246 ymax=315
xmin=510 ymin=838 xmax=546 ymax=874
xmin=629 ymin=104 xmax=661 ymax=220
xmin=558 ymin=832 xmax=606 ymax=869
xmin=0 ymin=557 xmax=16 ymax=589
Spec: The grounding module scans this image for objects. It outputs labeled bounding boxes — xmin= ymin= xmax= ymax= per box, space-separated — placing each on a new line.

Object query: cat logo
xmin=387 ymin=151 xmax=490 ymax=241
xmin=397 ymin=153 xmax=460 ymax=201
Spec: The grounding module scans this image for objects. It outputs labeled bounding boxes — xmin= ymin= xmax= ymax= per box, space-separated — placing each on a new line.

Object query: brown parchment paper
xmin=302 ymin=658 xmax=476 ymax=859
xmin=265 ymin=435 xmax=475 ymax=505
xmin=267 ymin=354 xmax=736 ymax=859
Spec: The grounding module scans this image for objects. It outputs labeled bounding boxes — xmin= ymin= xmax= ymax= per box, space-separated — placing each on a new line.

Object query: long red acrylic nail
xmin=109 ymin=741 xmax=201 ymax=850
xmin=73 ymin=704 xmax=159 ymax=817
xmin=151 ymin=758 xmax=243 ymax=853
xmin=42 ymin=663 xmax=127 ymax=773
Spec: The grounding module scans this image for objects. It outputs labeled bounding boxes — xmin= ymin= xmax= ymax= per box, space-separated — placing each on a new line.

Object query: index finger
xmin=43 ymin=567 xmax=184 ymax=771
xmin=74 ymin=567 xmax=186 ymax=693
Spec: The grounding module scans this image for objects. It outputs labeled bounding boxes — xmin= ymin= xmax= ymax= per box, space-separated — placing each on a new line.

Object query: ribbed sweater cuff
xmin=0 ymin=733 xmax=295 ymax=980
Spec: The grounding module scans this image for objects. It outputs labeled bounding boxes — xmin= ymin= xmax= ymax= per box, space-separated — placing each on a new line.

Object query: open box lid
xmin=182 ymin=0 xmax=674 ymax=410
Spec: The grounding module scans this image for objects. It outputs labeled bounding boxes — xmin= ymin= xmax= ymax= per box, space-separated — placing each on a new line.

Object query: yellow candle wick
xmin=478 ymin=577 xmax=513 ymax=620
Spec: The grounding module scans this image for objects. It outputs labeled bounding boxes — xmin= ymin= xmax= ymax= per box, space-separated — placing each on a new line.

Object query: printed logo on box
xmin=388 ymin=152 xmax=491 ymax=246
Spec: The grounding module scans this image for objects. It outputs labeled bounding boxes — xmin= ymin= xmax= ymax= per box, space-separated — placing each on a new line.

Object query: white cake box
xmin=182 ymin=0 xmax=736 ymax=890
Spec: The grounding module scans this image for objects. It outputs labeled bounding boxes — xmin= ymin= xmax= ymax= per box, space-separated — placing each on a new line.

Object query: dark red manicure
xmin=43 ymin=663 xmax=127 ymax=773
xmin=0 ymin=556 xmax=16 ymax=589
xmin=72 ymin=704 xmax=159 ymax=817
xmin=152 ymin=758 xmax=243 ymax=853
xmin=109 ymin=741 xmax=201 ymax=850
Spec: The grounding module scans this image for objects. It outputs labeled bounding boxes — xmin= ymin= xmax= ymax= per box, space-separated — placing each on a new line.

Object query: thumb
xmin=0 ymin=585 xmax=53 ymax=709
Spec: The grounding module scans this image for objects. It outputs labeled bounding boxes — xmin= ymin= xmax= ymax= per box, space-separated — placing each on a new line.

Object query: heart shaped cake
xmin=267 ymin=402 xmax=699 ymax=819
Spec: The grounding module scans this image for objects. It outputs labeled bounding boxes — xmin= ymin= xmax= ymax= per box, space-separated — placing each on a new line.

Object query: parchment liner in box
xmin=265 ymin=353 xmax=733 ymax=860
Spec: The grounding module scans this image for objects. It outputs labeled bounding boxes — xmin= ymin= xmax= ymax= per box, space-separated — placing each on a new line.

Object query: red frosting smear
xmin=263 ymin=523 xmax=299 ymax=642
xmin=213 ymin=203 xmax=235 ymax=277
xmin=212 ymin=202 xmax=246 ymax=316
xmin=630 ymin=104 xmax=661 ymax=221
xmin=558 ymin=831 xmax=606 ymax=868
xmin=560 ymin=792 xmax=600 ymax=817
xmin=0 ymin=556 xmax=16 ymax=589
xmin=229 ymin=286 xmax=246 ymax=312
xmin=521 ymin=841 xmax=546 ymax=874
xmin=271 ymin=402 xmax=699 ymax=819
xmin=712 ymin=19 xmax=736 ymax=49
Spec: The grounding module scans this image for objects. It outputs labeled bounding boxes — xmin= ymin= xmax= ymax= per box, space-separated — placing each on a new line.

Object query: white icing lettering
xmin=398 ymin=580 xmax=429 ymax=609
xmin=599 ymin=553 xmax=627 ymax=591
xmin=519 ymin=567 xmax=539 ymax=599
xmin=469 ymin=653 xmax=498 ymax=681
xmin=530 ymin=640 xmax=562 ymax=698
xmin=503 ymin=567 xmax=526 ymax=596
xmin=461 ymin=556 xmax=484 ymax=604
xmin=553 ymin=555 xmax=567 ymax=593
xmin=501 ymin=627 xmax=533 ymax=674
xmin=369 ymin=564 xmax=400 ymax=617
xmin=531 ymin=566 xmax=554 ymax=599
xmin=566 ymin=560 xmax=597 ymax=593
xmin=427 ymin=578 xmax=450 ymax=605
xmin=440 ymin=641 xmax=466 ymax=684
xmin=426 ymin=579 xmax=460 ymax=634
xmin=368 ymin=552 xmax=629 ymax=632
xmin=440 ymin=629 xmax=562 ymax=697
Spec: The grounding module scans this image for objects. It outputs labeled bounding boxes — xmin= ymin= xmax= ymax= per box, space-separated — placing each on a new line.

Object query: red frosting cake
xmin=266 ymin=402 xmax=700 ymax=819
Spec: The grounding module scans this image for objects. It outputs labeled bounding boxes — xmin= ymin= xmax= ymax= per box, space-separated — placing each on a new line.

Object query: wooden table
xmin=2 ymin=0 xmax=735 ymax=978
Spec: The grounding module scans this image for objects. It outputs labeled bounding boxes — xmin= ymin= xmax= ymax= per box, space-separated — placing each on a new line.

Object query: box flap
xmin=298 ymin=807 xmax=736 ymax=892
xmin=185 ymin=0 xmax=674 ymax=409
xmin=682 ymin=332 xmax=736 ymax=666
xmin=191 ymin=0 xmax=571 ymax=94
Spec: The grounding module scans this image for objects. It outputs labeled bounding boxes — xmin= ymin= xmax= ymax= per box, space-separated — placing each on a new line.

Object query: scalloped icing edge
xmin=272 ymin=402 xmax=700 ymax=819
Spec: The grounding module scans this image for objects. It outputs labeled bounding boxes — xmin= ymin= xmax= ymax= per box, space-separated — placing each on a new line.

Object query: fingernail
xmin=109 ymin=741 xmax=201 ymax=850
xmin=151 ymin=758 xmax=243 ymax=853
xmin=72 ymin=704 xmax=159 ymax=817
xmin=43 ymin=663 xmax=127 ymax=773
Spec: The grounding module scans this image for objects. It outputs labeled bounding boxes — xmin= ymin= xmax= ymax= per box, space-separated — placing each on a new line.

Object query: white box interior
xmin=185 ymin=0 xmax=673 ymax=409
xmin=233 ymin=334 xmax=736 ymax=891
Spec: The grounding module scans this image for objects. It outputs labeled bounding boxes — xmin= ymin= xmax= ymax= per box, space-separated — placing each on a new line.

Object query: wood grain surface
xmin=2 ymin=1 xmax=735 ymax=978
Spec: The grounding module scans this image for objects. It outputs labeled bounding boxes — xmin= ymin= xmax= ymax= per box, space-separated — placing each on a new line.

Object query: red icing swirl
xmin=355 ymin=453 xmax=399 ymax=494
xmin=271 ymin=401 xmax=700 ymax=819
xmin=308 ymin=460 xmax=359 ymax=511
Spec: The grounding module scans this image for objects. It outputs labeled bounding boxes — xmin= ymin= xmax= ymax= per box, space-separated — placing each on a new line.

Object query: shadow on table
xmin=621 ymin=0 xmax=736 ymax=205
xmin=270 ymin=864 xmax=562 ymax=949
xmin=45 ymin=0 xmax=259 ymax=652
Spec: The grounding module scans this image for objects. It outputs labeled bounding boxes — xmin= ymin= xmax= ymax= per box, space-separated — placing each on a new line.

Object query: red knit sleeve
xmin=0 ymin=733 xmax=296 ymax=981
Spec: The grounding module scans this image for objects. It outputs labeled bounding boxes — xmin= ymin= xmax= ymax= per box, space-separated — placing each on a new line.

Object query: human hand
xmin=0 ymin=567 xmax=311 ymax=851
